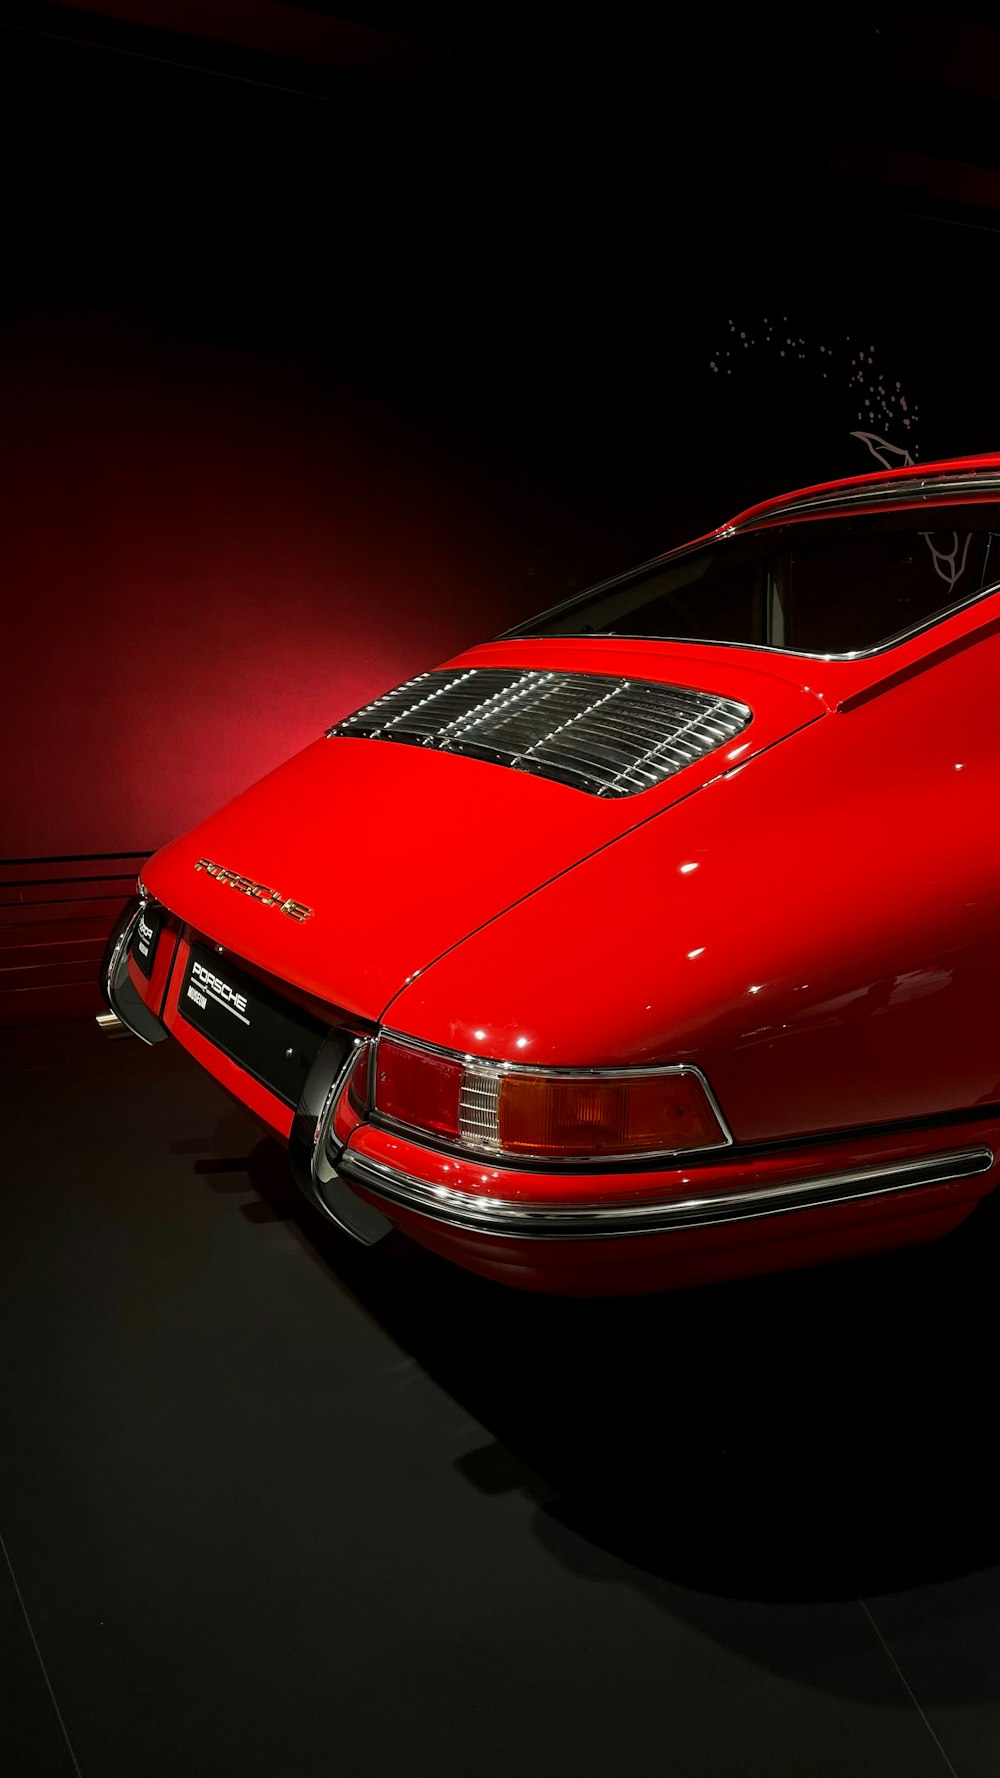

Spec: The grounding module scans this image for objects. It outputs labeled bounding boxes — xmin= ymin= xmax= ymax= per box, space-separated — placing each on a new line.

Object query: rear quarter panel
xmin=385 ymin=628 xmax=1000 ymax=1143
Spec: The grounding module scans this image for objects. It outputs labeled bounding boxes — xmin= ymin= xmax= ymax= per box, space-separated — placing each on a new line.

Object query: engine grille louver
xmin=327 ymin=668 xmax=751 ymax=798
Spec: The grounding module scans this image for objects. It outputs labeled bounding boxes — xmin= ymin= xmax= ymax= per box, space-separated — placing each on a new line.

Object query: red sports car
xmin=103 ymin=454 xmax=1000 ymax=1293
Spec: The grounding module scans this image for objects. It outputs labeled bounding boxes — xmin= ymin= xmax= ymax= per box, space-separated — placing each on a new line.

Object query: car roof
xmin=725 ymin=452 xmax=1000 ymax=535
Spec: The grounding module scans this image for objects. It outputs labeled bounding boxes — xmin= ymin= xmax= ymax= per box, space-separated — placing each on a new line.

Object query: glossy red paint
xmin=343 ymin=1117 xmax=999 ymax=1213
xmin=123 ymin=455 xmax=1000 ymax=1292
xmin=141 ymin=654 xmax=823 ymax=1022
xmin=354 ymin=1186 xmax=984 ymax=1296
xmin=388 ymin=623 xmax=1000 ymax=1139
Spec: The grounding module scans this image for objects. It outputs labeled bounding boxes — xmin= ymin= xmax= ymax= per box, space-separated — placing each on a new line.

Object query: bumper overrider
xmin=101 ymin=894 xmax=998 ymax=1289
xmin=100 ymin=894 xmax=170 ymax=1046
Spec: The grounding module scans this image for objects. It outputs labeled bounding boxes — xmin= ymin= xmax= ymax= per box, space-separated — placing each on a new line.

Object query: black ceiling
xmin=3 ymin=2 xmax=1000 ymax=502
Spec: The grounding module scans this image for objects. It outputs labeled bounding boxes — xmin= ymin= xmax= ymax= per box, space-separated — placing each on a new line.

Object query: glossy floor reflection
xmin=1 ymin=1021 xmax=998 ymax=1775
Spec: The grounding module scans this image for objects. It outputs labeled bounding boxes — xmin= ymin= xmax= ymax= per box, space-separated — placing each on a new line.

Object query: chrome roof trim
xmin=726 ymin=470 xmax=1000 ymax=533
xmin=337 ymin=1145 xmax=994 ymax=1241
xmin=499 ymin=474 xmax=1000 ymax=663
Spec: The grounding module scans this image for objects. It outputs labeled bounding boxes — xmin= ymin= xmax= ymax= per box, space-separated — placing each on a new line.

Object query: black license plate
xmin=131 ymin=905 xmax=162 ymax=979
xmin=179 ymin=943 xmax=327 ymax=1107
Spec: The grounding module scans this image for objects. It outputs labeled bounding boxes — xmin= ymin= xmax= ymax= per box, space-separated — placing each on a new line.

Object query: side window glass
xmin=533 ymin=537 xmax=771 ymax=646
xmin=782 ymin=523 xmax=1000 ymax=654
xmin=507 ymin=504 xmax=1000 ymax=653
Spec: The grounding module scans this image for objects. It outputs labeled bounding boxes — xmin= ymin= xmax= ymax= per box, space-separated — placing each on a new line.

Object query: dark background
xmin=3 ymin=0 xmax=1000 ymax=1018
xmin=5 ymin=19 xmax=1000 ymax=1778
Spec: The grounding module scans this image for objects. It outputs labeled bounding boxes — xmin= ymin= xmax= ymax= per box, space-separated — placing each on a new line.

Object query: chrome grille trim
xmin=328 ymin=669 xmax=751 ymax=798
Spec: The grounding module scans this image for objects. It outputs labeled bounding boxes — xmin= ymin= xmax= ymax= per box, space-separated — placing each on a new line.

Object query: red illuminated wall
xmin=0 ymin=309 xmax=663 ymax=1023
xmin=0 ymin=309 xmax=581 ymax=858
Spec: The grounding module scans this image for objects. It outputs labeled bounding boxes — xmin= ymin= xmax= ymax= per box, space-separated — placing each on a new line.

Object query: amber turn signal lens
xmin=372 ymin=1032 xmax=728 ymax=1160
xmin=496 ymin=1070 xmax=724 ymax=1158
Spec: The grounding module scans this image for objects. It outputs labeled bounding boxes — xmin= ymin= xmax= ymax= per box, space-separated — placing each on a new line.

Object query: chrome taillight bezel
xmin=368 ymin=1029 xmax=734 ymax=1167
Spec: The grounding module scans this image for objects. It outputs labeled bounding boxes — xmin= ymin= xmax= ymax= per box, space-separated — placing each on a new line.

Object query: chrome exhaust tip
xmin=95 ymin=1009 xmax=132 ymax=1038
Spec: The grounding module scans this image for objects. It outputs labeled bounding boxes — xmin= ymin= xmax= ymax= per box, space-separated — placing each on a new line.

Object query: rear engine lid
xmin=329 ymin=665 xmax=752 ymax=799
xmin=142 ymin=639 xmax=826 ymax=1021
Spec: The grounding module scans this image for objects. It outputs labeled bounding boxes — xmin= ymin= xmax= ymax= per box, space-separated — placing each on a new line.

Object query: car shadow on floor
xmin=203 ymin=1123 xmax=1000 ymax=1627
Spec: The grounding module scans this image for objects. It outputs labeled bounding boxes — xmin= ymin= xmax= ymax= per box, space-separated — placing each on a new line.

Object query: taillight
xmin=375 ymin=1035 xmax=463 ymax=1139
xmin=496 ymin=1070 xmax=722 ymax=1158
xmin=371 ymin=1033 xmax=729 ymax=1161
xmin=345 ymin=1042 xmax=373 ymax=1116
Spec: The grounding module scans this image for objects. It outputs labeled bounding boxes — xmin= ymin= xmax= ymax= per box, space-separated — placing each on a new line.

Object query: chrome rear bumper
xmin=98 ymin=896 xmax=168 ymax=1045
xmin=337 ymin=1145 xmax=995 ymax=1240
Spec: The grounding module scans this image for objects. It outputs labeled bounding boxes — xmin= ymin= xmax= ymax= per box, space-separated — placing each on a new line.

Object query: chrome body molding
xmin=532 ymin=575 xmax=1000 ymax=665
xmin=336 ymin=1145 xmax=995 ymax=1241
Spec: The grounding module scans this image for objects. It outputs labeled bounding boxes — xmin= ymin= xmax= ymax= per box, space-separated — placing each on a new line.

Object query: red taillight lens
xmin=497 ymin=1070 xmax=723 ymax=1158
xmin=371 ymin=1032 xmax=728 ymax=1160
xmin=375 ymin=1036 xmax=463 ymax=1139
xmin=345 ymin=1042 xmax=372 ymax=1115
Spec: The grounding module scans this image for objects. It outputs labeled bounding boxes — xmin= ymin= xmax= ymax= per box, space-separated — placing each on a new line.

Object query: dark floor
xmin=2 ymin=1025 xmax=1000 ymax=1776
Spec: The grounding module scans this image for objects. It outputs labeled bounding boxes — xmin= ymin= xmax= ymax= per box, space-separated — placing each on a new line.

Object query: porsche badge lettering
xmin=190 ymin=959 xmax=248 ymax=1016
xmin=194 ymin=859 xmax=313 ymax=922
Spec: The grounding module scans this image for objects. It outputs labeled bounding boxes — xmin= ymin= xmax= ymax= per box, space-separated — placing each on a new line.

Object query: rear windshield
xmin=506 ymin=505 xmax=1000 ymax=656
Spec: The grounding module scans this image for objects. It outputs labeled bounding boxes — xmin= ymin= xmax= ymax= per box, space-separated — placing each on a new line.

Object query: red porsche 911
xmin=102 ymin=454 xmax=1000 ymax=1293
